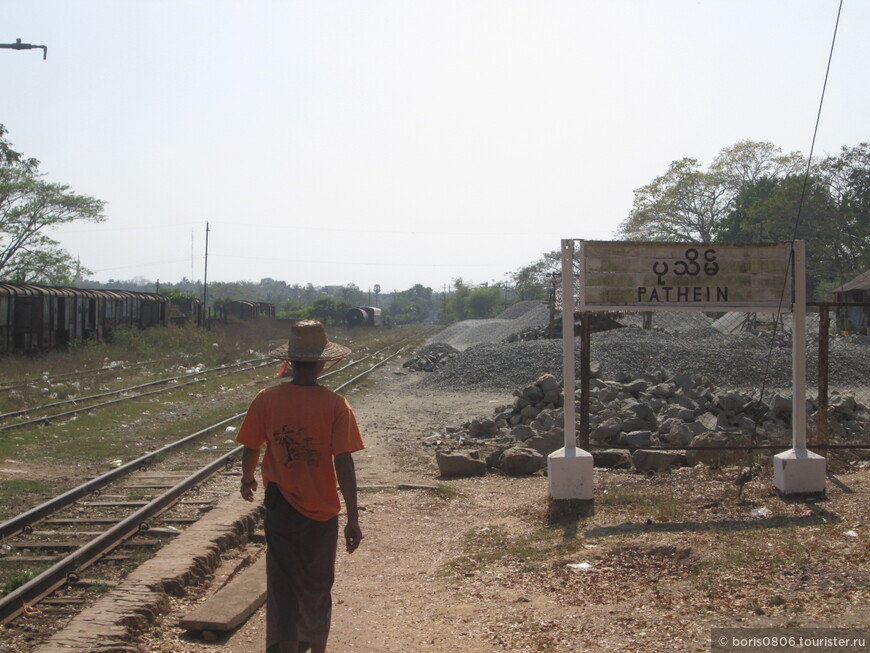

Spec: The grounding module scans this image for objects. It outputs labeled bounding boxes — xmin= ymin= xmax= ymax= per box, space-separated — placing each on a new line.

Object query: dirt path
xmin=218 ymin=366 xmax=535 ymax=652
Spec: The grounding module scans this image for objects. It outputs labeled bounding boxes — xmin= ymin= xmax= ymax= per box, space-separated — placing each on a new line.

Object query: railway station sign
xmin=577 ymin=241 xmax=793 ymax=312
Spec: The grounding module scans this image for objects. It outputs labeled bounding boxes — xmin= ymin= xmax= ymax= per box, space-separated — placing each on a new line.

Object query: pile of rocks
xmin=432 ymin=368 xmax=870 ymax=477
xmin=402 ymin=343 xmax=460 ymax=372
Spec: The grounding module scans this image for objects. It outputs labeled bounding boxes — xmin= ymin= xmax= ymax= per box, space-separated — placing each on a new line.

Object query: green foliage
xmin=510 ymin=250 xmax=560 ymax=301
xmin=443 ymin=278 xmax=508 ymax=321
xmin=0 ymin=124 xmax=105 ymax=283
xmin=443 ymin=278 xmax=472 ymax=321
xmin=2 ymin=570 xmax=38 ymax=594
xmin=618 ymin=139 xmax=870 ymax=299
xmin=308 ymin=297 xmax=354 ymax=325
xmin=388 ymin=284 xmax=436 ymax=324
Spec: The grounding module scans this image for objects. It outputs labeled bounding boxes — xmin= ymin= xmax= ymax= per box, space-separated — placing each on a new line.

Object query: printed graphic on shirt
xmin=273 ymin=424 xmax=321 ymax=467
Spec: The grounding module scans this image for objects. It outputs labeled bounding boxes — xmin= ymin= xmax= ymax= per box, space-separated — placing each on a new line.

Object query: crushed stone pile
xmin=430 ymin=301 xmax=550 ymax=352
xmin=419 ymin=319 xmax=869 ymax=394
xmin=402 ymin=342 xmax=460 ymax=372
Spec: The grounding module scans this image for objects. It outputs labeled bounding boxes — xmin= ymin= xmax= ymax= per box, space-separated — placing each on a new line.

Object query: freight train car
xmin=0 ymin=283 xmax=169 ymax=354
xmin=345 ymin=305 xmax=383 ymax=327
xmin=222 ymin=300 xmax=275 ymax=321
xmin=169 ymin=296 xmax=204 ymax=326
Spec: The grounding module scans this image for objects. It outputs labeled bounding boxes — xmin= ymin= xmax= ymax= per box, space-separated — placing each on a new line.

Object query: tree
xmin=511 ymin=250 xmax=561 ymax=300
xmin=617 ymin=157 xmax=726 ymax=242
xmin=0 ymin=125 xmax=105 ymax=283
xmin=388 ymin=284 xmax=435 ymax=324
xmin=465 ymin=284 xmax=504 ymax=318
xmin=444 ymin=278 xmax=471 ymax=322
xmin=711 ymin=145 xmax=870 ymax=298
xmin=310 ymin=297 xmax=337 ymax=324
xmin=709 ymin=140 xmax=805 ymax=193
xmin=818 ymin=143 xmax=870 ymax=281
xmin=617 ymin=141 xmax=805 ymax=243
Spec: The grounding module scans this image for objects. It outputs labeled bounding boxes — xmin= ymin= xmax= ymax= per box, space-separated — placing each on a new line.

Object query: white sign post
xmin=550 ymin=240 xmax=824 ymax=506
xmin=773 ymin=241 xmax=826 ymax=494
xmin=547 ymin=240 xmax=594 ymax=519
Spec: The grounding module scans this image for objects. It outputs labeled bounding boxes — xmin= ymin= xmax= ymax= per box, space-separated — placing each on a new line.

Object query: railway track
xmin=0 ymin=336 xmax=413 ymax=639
xmin=0 ymin=357 xmax=273 ymax=433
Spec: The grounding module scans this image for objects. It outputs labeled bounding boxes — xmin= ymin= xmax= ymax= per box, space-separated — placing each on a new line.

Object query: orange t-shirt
xmin=236 ymin=383 xmax=364 ymax=521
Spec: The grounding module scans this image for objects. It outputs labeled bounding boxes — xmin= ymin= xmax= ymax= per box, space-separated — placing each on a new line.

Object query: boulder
xmin=500 ymin=447 xmax=545 ymax=476
xmin=436 ymin=451 xmax=487 ymax=477
xmin=520 ymin=404 xmax=541 ymax=422
xmin=648 ymin=382 xmax=677 ymax=398
xmin=510 ymin=424 xmax=536 ymax=442
xmin=485 ymin=445 xmax=513 ymax=469
xmin=532 ymin=408 xmax=559 ymax=432
xmin=622 ymin=401 xmax=658 ymax=430
xmin=661 ymin=422 xmax=695 ymax=447
xmin=622 ymin=379 xmax=650 ymax=395
xmin=672 ymin=372 xmax=695 ymax=391
xmin=469 ymin=418 xmax=499 ymax=438
xmin=592 ymin=449 xmax=632 ymax=469
xmin=524 ymin=428 xmax=565 ymax=456
xmin=594 ymin=384 xmax=621 ymax=403
xmin=620 ymin=430 xmax=653 ymax=450
xmin=538 ymin=374 xmax=561 ymax=394
xmin=632 ymin=449 xmax=686 ymax=474
xmin=685 ymin=432 xmax=738 ymax=467
xmin=661 ymin=405 xmax=695 ymax=422
xmin=590 ymin=417 xmax=622 ymax=445
xmin=521 ymin=384 xmax=544 ymax=404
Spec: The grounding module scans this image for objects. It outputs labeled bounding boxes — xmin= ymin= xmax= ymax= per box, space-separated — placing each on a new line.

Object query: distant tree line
xmin=77 ymin=277 xmax=522 ymax=325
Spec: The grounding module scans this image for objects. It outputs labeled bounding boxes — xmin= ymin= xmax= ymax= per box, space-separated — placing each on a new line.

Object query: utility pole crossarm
xmin=1 ymin=38 xmax=48 ymax=59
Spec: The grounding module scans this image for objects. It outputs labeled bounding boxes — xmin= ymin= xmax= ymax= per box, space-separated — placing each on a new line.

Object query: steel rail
xmin=0 ymin=357 xmax=271 ymax=422
xmin=0 ymin=414 xmax=243 ymax=540
xmin=0 ymin=378 xmax=208 ymax=433
xmin=0 ymin=339 xmax=409 ymax=539
xmin=0 ymin=337 xmax=412 ymax=625
xmin=0 ymin=356 xmax=177 ymax=393
xmin=0 ymin=446 xmax=243 ymax=625
xmin=334 ymin=345 xmax=408 ymax=392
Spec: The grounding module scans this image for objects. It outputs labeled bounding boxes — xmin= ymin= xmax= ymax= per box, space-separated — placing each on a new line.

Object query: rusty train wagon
xmin=222 ymin=300 xmax=275 ymax=321
xmin=345 ymin=306 xmax=383 ymax=327
xmin=0 ymin=283 xmax=170 ymax=354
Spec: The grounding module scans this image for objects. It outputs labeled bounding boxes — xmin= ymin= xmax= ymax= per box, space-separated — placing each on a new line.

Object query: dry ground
xmin=134 ymin=363 xmax=869 ymax=652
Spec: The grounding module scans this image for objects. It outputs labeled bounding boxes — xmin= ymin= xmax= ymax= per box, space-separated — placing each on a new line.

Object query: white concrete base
xmin=547 ymin=447 xmax=594 ymax=500
xmin=773 ymin=448 xmax=826 ymax=495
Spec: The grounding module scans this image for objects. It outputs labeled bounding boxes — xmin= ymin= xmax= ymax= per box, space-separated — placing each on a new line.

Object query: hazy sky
xmin=2 ymin=1 xmax=868 ymax=293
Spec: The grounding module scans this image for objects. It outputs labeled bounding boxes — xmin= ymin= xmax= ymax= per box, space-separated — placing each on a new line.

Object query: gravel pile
xmin=420 ymin=314 xmax=869 ymax=394
xmin=430 ymin=301 xmax=550 ymax=352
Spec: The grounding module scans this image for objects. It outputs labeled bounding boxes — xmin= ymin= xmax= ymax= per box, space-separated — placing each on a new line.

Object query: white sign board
xmin=578 ymin=241 xmax=793 ymax=312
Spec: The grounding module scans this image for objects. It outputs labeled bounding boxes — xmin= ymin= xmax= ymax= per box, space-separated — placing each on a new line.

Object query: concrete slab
xmin=180 ymin=555 xmax=266 ymax=632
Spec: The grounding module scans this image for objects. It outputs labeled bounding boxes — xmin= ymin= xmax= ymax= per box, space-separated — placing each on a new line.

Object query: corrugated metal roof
xmin=832 ymin=269 xmax=870 ymax=293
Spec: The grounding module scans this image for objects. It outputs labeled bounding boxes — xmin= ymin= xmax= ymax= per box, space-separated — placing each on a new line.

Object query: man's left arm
xmin=334 ymin=452 xmax=362 ymax=553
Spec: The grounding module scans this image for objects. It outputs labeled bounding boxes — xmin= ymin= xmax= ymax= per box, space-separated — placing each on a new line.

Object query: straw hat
xmin=268 ymin=320 xmax=351 ymax=362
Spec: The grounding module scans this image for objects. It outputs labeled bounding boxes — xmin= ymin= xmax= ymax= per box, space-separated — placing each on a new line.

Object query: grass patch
xmin=598 ymin=484 xmax=686 ymax=521
xmin=444 ymin=523 xmax=584 ymax=577
xmin=0 ymin=478 xmax=48 ymax=509
xmin=430 ymin=484 xmax=463 ymax=501
xmin=1 ymin=569 xmax=39 ymax=594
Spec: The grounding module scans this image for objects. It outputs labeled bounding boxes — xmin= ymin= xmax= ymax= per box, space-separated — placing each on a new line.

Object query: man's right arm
xmin=240 ymin=446 xmax=260 ymax=501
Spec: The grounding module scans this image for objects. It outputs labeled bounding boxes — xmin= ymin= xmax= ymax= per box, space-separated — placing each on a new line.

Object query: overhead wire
xmin=754 ymin=0 xmax=844 ymax=425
